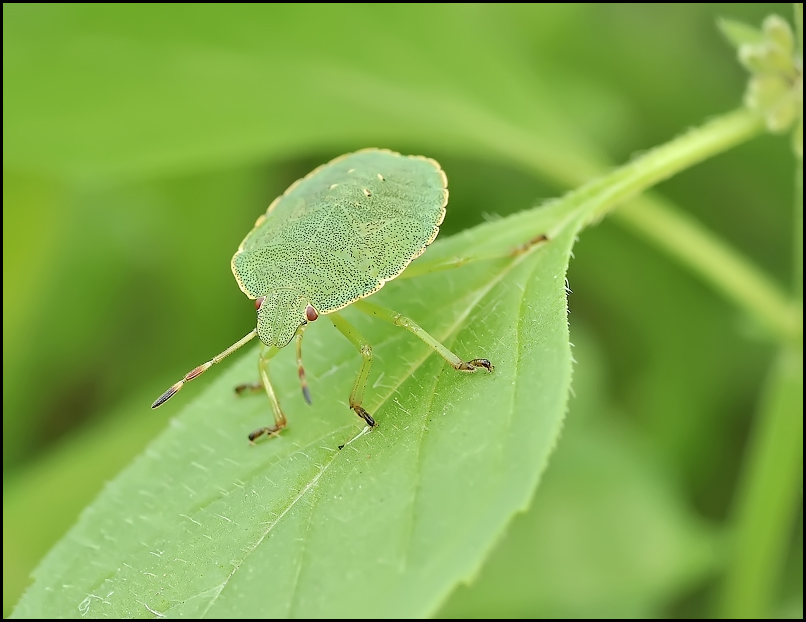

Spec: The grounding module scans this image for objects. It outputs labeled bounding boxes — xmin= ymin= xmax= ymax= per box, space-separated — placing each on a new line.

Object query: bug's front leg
xmin=329 ymin=312 xmax=376 ymax=428
xmin=238 ymin=345 xmax=288 ymax=442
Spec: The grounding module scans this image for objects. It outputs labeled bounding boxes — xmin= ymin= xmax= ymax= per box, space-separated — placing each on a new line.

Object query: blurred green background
xmin=3 ymin=3 xmax=800 ymax=618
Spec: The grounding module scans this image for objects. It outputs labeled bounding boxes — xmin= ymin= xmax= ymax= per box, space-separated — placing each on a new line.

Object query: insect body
xmin=152 ymin=149 xmax=493 ymax=441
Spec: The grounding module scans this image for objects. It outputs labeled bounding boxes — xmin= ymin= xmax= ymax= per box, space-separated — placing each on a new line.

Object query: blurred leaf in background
xmin=3 ymin=2 xmax=800 ymax=618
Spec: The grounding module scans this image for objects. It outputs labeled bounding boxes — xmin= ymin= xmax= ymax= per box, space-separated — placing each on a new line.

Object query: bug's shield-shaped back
xmin=256 ymin=289 xmax=308 ymax=347
xmin=231 ymin=149 xmax=448 ymax=322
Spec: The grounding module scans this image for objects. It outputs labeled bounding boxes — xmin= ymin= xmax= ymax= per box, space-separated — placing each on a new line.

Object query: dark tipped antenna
xmin=152 ymin=329 xmax=258 ymax=408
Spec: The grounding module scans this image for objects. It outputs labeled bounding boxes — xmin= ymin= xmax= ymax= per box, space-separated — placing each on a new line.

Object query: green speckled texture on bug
xmin=232 ymin=149 xmax=448 ymax=348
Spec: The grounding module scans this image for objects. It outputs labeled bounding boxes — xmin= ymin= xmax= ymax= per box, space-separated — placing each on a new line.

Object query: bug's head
xmin=254 ymin=289 xmax=318 ymax=348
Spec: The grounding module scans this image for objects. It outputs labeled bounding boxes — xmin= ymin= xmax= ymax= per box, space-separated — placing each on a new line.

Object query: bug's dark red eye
xmin=305 ymin=305 xmax=319 ymax=322
xmin=255 ymin=296 xmax=266 ymax=310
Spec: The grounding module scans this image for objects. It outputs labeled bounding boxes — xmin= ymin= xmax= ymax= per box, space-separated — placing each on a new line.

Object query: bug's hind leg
xmin=397 ymin=234 xmax=549 ymax=279
xmin=243 ymin=345 xmax=288 ymax=442
xmin=329 ymin=312 xmax=376 ymax=428
xmin=353 ymin=300 xmax=494 ymax=373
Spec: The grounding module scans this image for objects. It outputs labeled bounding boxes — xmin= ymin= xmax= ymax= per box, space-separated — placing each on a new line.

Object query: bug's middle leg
xmin=242 ymin=345 xmax=288 ymax=442
xmin=329 ymin=312 xmax=376 ymax=428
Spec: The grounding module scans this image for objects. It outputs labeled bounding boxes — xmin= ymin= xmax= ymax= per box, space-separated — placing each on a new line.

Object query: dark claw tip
xmin=249 ymin=426 xmax=282 ymax=443
xmin=302 ymin=385 xmax=312 ymax=405
xmin=354 ymin=406 xmax=376 ymax=427
xmin=469 ymin=358 xmax=494 ymax=372
xmin=248 ymin=430 xmax=263 ymax=443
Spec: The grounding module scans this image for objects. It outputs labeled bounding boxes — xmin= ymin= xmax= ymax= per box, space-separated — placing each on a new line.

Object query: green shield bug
xmin=152 ymin=149 xmax=493 ymax=442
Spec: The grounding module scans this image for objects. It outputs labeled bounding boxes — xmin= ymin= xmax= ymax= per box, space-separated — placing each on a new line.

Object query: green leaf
xmin=6 ymin=5 xmax=789 ymax=616
xmin=12 ymin=194 xmax=581 ymax=618
xmin=439 ymin=423 xmax=722 ymax=618
xmin=439 ymin=326 xmax=723 ymax=618
xmin=12 ymin=100 xmax=766 ymax=617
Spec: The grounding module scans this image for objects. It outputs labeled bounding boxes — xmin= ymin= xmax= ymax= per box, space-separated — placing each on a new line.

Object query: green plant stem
xmin=718 ymin=8 xmax=805 ymax=617
xmin=521 ymin=108 xmax=799 ymax=343
xmin=718 ymin=346 xmax=803 ymax=618
xmin=557 ymin=76 xmax=804 ymax=619
xmin=581 ymin=109 xmax=766 ymax=224
xmin=795 ymin=164 xmax=803 ymax=301
xmin=611 ymin=195 xmax=800 ymax=343
xmin=554 ymin=108 xmax=800 ymax=340
xmin=795 ymin=1 xmax=804 ymax=302
xmin=560 ymin=105 xmax=802 ymax=616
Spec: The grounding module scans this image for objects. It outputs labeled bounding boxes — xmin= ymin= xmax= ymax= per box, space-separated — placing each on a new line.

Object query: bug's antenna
xmin=152 ymin=329 xmax=258 ymax=408
xmin=296 ymin=325 xmax=311 ymax=404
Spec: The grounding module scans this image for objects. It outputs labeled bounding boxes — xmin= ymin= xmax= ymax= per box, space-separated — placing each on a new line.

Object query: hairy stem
xmin=513 ymin=107 xmax=798 ymax=345
xmin=552 ymin=109 xmax=801 ymax=341
xmin=611 ymin=194 xmax=800 ymax=343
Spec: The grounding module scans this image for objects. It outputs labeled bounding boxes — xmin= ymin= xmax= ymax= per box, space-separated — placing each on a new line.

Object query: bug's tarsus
xmin=353 ymin=405 xmax=376 ymax=427
xmin=248 ymin=425 xmax=283 ymax=443
xmin=457 ymin=358 xmax=494 ymax=372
